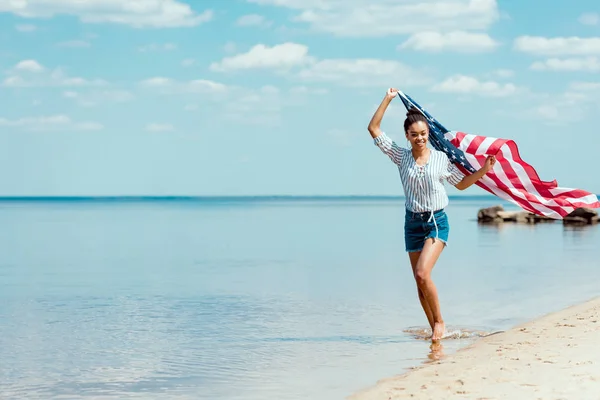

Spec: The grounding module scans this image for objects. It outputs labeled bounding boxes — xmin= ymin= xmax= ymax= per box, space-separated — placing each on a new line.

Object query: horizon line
xmin=0 ymin=194 xmax=505 ymax=201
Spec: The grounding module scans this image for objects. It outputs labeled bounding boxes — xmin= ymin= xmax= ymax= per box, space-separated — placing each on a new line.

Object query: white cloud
xmin=138 ymin=43 xmax=177 ymax=52
xmin=579 ymin=12 xmax=599 ymax=26
xmin=4 ymin=62 xmax=107 ymax=87
xmin=535 ymin=105 xmax=562 ymax=121
xmin=57 ymin=40 xmax=91 ymax=48
xmin=210 ymin=42 xmax=313 ymax=71
xmin=289 ymin=86 xmax=328 ymax=95
xmin=146 ymin=123 xmax=175 ymax=132
xmin=247 ymin=0 xmax=499 ymax=37
xmin=77 ymin=122 xmax=105 ymax=130
xmin=63 ymin=91 xmax=78 ymax=99
xmin=142 ymin=79 xmax=323 ymax=126
xmin=139 ymin=77 xmax=228 ymax=94
xmin=260 ymin=85 xmax=280 ymax=94
xmin=14 ymin=59 xmax=44 ymax=72
xmin=188 ymin=80 xmax=228 ymax=92
xmin=531 ymin=57 xmax=600 ymax=72
xmin=514 ymin=81 xmax=600 ymax=125
xmin=432 ymin=75 xmax=517 ymax=97
xmin=531 ymin=99 xmax=587 ymax=124
xmin=15 ymin=24 xmax=36 ymax=32
xmin=236 ymin=14 xmax=272 ymax=27
xmin=569 ymin=81 xmax=600 ymax=91
xmin=514 ymin=36 xmax=600 ymax=56
xmin=564 ymin=82 xmax=600 ymax=110
xmin=223 ymin=87 xmax=285 ymax=126
xmin=491 ymin=69 xmax=515 ymax=78
xmin=0 ymin=115 xmax=103 ymax=131
xmin=224 ymin=41 xmax=237 ymax=54
xmin=140 ymin=77 xmax=173 ymax=87
xmin=62 ymin=90 xmax=134 ymax=107
xmin=399 ymin=30 xmax=499 ymax=53
xmin=3 ymin=76 xmax=26 ymax=86
xmin=297 ymin=58 xmax=429 ymax=87
xmin=247 ymin=0 xmax=326 ymax=8
xmin=0 ymin=1 xmax=213 ymax=28
xmin=181 ymin=58 xmax=195 ymax=67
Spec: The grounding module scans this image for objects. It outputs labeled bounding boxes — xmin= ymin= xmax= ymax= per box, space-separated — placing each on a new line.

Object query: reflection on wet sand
xmin=427 ymin=342 xmax=445 ymax=363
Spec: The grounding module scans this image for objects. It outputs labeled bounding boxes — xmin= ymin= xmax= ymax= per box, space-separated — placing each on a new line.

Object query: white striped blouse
xmin=374 ymin=132 xmax=466 ymax=213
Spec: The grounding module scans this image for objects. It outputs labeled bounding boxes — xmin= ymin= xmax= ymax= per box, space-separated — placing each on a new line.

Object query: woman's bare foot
xmin=432 ymin=321 xmax=445 ymax=341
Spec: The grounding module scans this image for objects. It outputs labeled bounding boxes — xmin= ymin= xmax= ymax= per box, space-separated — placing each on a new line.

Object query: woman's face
xmin=406 ymin=120 xmax=429 ymax=150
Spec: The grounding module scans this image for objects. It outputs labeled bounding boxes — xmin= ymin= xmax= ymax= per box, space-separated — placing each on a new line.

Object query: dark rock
xmin=524 ymin=212 xmax=555 ymax=224
xmin=496 ymin=211 xmax=529 ymax=223
xmin=563 ymin=216 xmax=589 ymax=226
xmin=496 ymin=210 xmax=517 ymax=221
xmin=565 ymin=207 xmax=599 ymax=224
xmin=477 ymin=205 xmax=504 ymax=223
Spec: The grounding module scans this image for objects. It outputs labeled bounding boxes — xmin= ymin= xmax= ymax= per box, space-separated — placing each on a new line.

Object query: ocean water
xmin=0 ymin=197 xmax=599 ymax=400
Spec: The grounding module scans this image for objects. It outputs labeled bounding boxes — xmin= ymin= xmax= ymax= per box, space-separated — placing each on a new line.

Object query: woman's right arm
xmin=368 ymin=88 xmax=403 ymax=165
xmin=367 ymin=88 xmax=398 ymax=139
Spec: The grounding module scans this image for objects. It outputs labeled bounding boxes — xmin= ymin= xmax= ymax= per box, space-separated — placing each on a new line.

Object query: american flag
xmin=396 ymin=90 xmax=600 ymax=219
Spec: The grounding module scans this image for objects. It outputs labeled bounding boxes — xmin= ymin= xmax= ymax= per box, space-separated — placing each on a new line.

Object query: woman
xmin=367 ymin=88 xmax=495 ymax=342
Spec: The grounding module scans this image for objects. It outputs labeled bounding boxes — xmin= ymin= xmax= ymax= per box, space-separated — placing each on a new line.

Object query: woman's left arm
xmin=454 ymin=156 xmax=496 ymax=191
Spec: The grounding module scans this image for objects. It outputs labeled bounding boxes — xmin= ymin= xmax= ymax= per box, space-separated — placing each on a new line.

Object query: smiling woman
xmin=367 ymin=87 xmax=495 ymax=341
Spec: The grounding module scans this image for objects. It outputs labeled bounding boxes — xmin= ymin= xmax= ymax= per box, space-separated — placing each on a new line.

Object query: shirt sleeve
xmin=373 ymin=132 xmax=403 ymax=166
xmin=444 ymin=155 xmax=466 ymax=186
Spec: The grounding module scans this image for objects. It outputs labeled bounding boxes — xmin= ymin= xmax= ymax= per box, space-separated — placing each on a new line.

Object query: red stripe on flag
xmin=484 ymin=138 xmax=506 ymax=156
xmin=466 ymin=135 xmax=486 ymax=155
xmin=450 ymin=131 xmax=467 ymax=148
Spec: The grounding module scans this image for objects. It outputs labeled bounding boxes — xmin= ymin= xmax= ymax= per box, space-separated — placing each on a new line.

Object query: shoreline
xmin=348 ymin=296 xmax=600 ymax=400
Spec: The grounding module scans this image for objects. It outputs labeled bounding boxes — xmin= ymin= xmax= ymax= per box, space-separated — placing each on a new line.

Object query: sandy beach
xmin=348 ymin=296 xmax=600 ymax=400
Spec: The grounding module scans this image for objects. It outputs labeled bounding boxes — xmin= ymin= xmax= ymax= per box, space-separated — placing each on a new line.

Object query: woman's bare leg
xmin=408 ymin=251 xmax=434 ymax=331
xmin=413 ymin=238 xmax=446 ymax=341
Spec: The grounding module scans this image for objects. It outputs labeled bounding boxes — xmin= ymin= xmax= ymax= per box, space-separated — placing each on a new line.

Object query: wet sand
xmin=348 ymin=296 xmax=600 ymax=400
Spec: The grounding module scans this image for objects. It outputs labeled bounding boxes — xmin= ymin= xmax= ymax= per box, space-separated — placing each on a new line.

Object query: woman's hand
xmin=482 ymin=155 xmax=496 ymax=173
xmin=385 ymin=87 xmax=399 ymax=100
xmin=455 ymin=155 xmax=496 ymax=190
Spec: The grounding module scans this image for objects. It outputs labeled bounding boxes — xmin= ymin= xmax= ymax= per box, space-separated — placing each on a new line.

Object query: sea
xmin=0 ymin=196 xmax=598 ymax=400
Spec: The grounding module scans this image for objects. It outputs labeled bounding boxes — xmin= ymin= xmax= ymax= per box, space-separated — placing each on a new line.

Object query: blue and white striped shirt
xmin=374 ymin=132 xmax=465 ymax=213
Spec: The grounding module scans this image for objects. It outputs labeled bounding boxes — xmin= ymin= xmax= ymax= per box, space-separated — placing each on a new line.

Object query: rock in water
xmin=563 ymin=216 xmax=589 ymax=226
xmin=496 ymin=210 xmax=529 ymax=223
xmin=515 ymin=212 xmax=529 ymax=223
xmin=496 ymin=210 xmax=517 ymax=221
xmin=477 ymin=205 xmax=504 ymax=223
xmin=476 ymin=205 xmax=598 ymax=225
xmin=564 ymin=207 xmax=599 ymax=224
xmin=525 ymin=212 xmax=556 ymax=223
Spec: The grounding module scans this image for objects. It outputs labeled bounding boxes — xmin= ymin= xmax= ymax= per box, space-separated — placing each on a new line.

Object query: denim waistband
xmin=405 ymin=208 xmax=445 ymax=219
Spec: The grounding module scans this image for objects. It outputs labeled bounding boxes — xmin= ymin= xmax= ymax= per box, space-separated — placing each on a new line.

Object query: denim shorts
xmin=404 ymin=209 xmax=450 ymax=252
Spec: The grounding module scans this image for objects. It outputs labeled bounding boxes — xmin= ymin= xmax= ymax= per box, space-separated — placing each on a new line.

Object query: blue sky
xmin=0 ymin=0 xmax=599 ymax=196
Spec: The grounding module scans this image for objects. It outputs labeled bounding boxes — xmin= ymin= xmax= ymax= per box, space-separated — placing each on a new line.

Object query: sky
xmin=0 ymin=0 xmax=599 ymax=196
